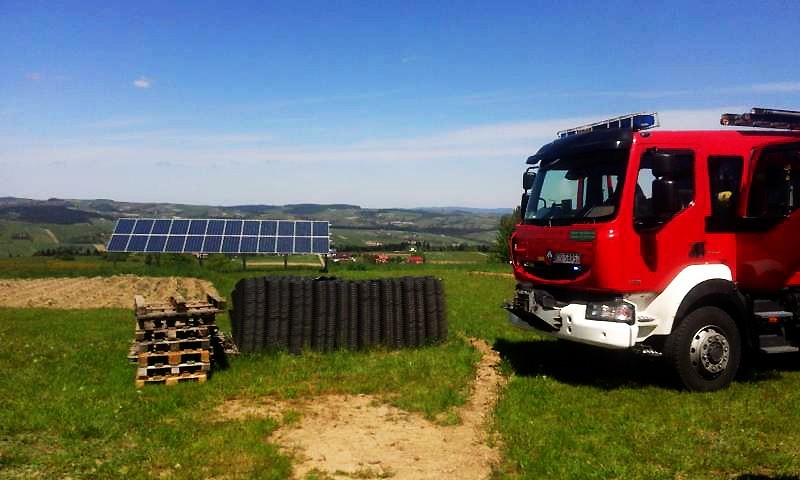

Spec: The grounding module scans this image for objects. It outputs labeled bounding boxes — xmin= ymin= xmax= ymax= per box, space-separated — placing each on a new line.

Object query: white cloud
xmin=0 ymin=106 xmax=778 ymax=207
xmin=132 ymin=77 xmax=153 ymax=89
xmin=2 ymin=107 xmax=740 ymax=168
xmin=25 ymin=72 xmax=42 ymax=81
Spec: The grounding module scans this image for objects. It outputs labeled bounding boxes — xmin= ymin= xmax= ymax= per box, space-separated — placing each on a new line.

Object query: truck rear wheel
xmin=665 ymin=306 xmax=741 ymax=392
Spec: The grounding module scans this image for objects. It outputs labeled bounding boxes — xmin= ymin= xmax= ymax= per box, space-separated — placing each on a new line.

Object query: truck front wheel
xmin=665 ymin=306 xmax=741 ymax=392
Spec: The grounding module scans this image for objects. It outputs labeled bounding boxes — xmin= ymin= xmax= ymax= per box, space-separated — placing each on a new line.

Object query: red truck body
xmin=508 ymin=109 xmax=800 ymax=390
xmin=512 ymin=130 xmax=800 ymax=293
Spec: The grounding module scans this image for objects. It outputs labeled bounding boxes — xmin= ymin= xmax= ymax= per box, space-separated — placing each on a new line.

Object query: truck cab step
xmin=760 ymin=345 xmax=800 ymax=354
xmin=759 ymin=333 xmax=799 ymax=354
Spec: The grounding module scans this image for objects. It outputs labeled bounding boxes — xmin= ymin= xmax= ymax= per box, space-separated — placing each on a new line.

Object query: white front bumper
xmin=511 ymin=303 xmax=639 ymax=349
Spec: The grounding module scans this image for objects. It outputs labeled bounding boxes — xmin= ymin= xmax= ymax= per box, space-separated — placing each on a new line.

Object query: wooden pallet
xmin=134 ymin=293 xmax=226 ymax=317
xmin=137 ymin=361 xmax=211 ymax=378
xmin=135 ymin=325 xmax=218 ymax=341
xmin=135 ymin=338 xmax=211 ymax=354
xmin=137 ymin=349 xmax=210 ymax=367
xmin=137 ymin=315 xmax=218 ymax=330
xmin=135 ymin=372 xmax=207 ymax=387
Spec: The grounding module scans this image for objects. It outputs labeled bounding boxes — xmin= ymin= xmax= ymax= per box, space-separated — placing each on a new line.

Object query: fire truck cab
xmin=507 ymin=108 xmax=800 ymax=391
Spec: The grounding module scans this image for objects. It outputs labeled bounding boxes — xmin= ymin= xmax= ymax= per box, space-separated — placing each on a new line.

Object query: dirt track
xmin=0 ymin=275 xmax=218 ymax=309
xmin=217 ymin=338 xmax=506 ymax=479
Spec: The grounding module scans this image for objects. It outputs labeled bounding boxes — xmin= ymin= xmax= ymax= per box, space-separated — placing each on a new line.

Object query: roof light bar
xmin=720 ymin=107 xmax=800 ymax=130
xmin=557 ymin=112 xmax=659 ymax=139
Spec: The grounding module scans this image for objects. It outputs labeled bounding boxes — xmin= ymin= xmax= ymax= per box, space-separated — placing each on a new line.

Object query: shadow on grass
xmin=494 ymin=337 xmax=800 ymax=390
xmin=739 ymin=350 xmax=800 ymax=384
xmin=494 ymin=338 xmax=671 ymax=390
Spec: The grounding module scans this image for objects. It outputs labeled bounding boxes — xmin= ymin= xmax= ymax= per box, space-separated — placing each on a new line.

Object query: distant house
xmin=407 ymin=255 xmax=424 ymax=264
xmin=332 ymin=252 xmax=354 ymax=263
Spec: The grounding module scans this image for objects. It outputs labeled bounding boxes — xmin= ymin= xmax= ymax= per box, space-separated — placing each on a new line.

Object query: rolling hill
xmin=0 ymin=197 xmax=509 ymax=256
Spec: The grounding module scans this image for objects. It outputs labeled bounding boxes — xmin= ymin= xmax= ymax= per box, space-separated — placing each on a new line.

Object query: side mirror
xmin=520 ymin=192 xmax=530 ymax=218
xmin=523 ymin=168 xmax=536 ymax=191
xmin=652 ymin=178 xmax=681 ymax=218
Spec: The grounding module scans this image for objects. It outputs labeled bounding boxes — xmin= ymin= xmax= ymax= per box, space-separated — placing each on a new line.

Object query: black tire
xmin=254 ymin=277 xmax=266 ymax=351
xmin=265 ymin=278 xmax=280 ymax=350
xmin=311 ymin=280 xmax=325 ymax=351
xmin=664 ymin=306 xmax=741 ymax=392
xmin=348 ymin=281 xmax=359 ymax=350
xmin=241 ymin=278 xmax=257 ymax=353
xmin=358 ymin=281 xmax=371 ymax=349
xmin=325 ymin=281 xmax=336 ymax=352
xmin=287 ymin=279 xmax=303 ymax=355
xmin=379 ymin=279 xmax=394 ymax=348
xmin=402 ymin=277 xmax=418 ymax=347
xmin=392 ymin=279 xmax=404 ymax=348
xmin=301 ymin=279 xmax=313 ymax=351
xmin=335 ymin=280 xmax=349 ymax=350
xmin=369 ymin=281 xmax=381 ymax=346
xmin=277 ymin=278 xmax=290 ymax=349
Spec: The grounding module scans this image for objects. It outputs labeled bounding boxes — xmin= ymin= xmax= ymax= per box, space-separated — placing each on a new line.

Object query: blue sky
xmin=2 ymin=1 xmax=799 ymax=208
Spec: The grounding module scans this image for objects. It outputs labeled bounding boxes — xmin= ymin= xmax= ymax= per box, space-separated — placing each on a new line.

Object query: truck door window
xmin=708 ymin=156 xmax=743 ymax=219
xmin=634 ymin=149 xmax=695 ymax=226
xmin=747 ymin=146 xmax=800 ymax=217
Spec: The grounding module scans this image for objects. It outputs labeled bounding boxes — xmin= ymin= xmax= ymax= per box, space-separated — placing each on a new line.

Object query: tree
xmin=492 ymin=206 xmax=521 ymax=263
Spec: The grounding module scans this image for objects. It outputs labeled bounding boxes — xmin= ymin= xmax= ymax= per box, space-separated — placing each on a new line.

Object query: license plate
xmin=554 ymin=253 xmax=581 ymax=265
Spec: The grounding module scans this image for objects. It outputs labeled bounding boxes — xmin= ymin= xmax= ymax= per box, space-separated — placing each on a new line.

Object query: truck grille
xmin=523 ymin=261 xmax=585 ymax=280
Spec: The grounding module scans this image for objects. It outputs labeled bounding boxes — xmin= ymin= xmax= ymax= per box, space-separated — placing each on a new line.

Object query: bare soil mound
xmin=0 ymin=275 xmax=217 ymax=309
xmin=217 ymin=338 xmax=506 ymax=479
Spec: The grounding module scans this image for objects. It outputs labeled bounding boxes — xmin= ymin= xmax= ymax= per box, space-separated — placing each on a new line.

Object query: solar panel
xmin=107 ymin=218 xmax=331 ymax=254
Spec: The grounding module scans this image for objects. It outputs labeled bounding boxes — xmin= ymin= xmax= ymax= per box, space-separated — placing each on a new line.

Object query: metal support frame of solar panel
xmin=107 ymin=218 xmax=330 ymax=255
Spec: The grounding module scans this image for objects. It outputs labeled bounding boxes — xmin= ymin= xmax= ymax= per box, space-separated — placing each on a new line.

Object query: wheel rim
xmin=689 ymin=326 xmax=730 ymax=376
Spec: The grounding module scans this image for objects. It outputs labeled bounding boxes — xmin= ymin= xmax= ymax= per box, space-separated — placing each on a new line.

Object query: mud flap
xmin=504 ymin=306 xmax=560 ymax=332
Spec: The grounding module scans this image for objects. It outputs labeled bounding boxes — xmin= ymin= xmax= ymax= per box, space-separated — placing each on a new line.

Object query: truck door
xmin=627 ymin=147 xmax=705 ymax=291
xmin=737 ymin=142 xmax=800 ymax=291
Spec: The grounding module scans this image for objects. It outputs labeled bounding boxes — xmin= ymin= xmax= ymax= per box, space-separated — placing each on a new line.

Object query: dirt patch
xmin=217 ymin=338 xmax=506 ymax=479
xmin=43 ymin=228 xmax=59 ymax=244
xmin=467 ymin=271 xmax=513 ymax=278
xmin=0 ymin=275 xmax=218 ymax=309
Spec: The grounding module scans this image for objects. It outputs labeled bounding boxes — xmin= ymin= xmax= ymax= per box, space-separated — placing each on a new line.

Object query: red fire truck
xmin=507 ymin=108 xmax=800 ymax=391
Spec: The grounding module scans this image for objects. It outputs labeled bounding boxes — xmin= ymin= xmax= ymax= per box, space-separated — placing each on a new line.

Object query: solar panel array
xmin=107 ymin=218 xmax=330 ymax=254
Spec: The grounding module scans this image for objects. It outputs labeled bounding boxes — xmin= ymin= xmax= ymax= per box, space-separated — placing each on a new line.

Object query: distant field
xmin=332 ymin=227 xmax=495 ymax=248
xmin=0 ymin=219 xmax=113 ymax=256
xmin=424 ymin=251 xmax=491 ymax=263
xmin=1 ymin=257 xmax=798 ymax=478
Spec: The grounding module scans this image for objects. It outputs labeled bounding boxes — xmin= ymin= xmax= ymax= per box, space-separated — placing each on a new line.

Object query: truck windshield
xmin=524 ymin=151 xmax=628 ymax=225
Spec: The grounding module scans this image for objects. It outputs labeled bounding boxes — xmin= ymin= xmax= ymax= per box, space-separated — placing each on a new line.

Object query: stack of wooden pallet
xmin=133 ymin=293 xmax=226 ymax=387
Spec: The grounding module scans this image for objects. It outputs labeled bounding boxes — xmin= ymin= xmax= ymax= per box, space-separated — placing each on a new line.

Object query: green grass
xmin=0 ymin=307 xmax=477 ymax=479
xmin=1 ymin=258 xmax=800 ymax=479
xmin=331 ymin=227 xmax=491 ymax=248
xmin=423 ymin=251 xmax=491 ymax=263
xmin=0 ymin=220 xmax=112 ymax=257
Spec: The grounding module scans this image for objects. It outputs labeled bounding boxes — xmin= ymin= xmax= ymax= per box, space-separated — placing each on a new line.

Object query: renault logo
xmin=545 ymin=250 xmax=554 ymax=265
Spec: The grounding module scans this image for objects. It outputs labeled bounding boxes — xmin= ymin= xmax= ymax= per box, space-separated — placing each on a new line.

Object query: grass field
xmin=1 ymin=257 xmax=800 ymax=479
xmin=0 ymin=220 xmax=113 ymax=257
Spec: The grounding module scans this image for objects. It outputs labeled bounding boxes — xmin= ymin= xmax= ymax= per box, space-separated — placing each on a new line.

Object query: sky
xmin=1 ymin=0 xmax=799 ymax=209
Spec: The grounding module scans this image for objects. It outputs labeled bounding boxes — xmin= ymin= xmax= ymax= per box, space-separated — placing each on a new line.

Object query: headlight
xmin=586 ymin=300 xmax=635 ymax=324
